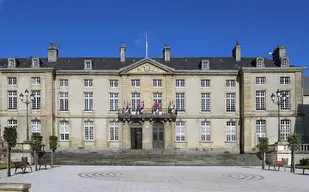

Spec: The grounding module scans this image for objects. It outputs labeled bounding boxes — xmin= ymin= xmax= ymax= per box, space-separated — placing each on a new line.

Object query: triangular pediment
xmin=119 ymin=58 xmax=174 ymax=74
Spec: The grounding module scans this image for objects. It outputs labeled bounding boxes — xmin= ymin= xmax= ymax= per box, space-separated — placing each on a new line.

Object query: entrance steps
xmin=43 ymin=149 xmax=262 ymax=166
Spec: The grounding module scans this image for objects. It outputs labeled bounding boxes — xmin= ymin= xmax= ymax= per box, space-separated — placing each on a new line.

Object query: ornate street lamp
xmin=19 ymin=89 xmax=34 ymax=142
xmin=271 ymin=89 xmax=289 ymax=143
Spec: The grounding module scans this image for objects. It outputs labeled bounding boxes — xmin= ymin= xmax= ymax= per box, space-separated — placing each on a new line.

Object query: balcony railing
xmin=118 ymin=108 xmax=177 ymax=121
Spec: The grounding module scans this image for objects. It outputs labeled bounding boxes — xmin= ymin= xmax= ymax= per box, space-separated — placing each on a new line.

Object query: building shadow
xmin=299 ymin=104 xmax=309 ymax=142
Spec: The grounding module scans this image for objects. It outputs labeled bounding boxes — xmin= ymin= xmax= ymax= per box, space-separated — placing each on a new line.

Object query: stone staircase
xmin=42 ymin=149 xmax=262 ymax=166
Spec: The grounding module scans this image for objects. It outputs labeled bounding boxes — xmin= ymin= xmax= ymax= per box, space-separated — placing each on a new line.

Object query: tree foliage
xmin=259 ymin=137 xmax=269 ymax=154
xmin=30 ymin=133 xmax=43 ymax=152
xmin=258 ymin=137 xmax=269 ymax=169
xmin=288 ymin=133 xmax=302 ymax=173
xmin=49 ymin=136 xmax=58 ymax=152
xmin=3 ymin=127 xmax=17 ymax=150
xmin=287 ymin=133 xmax=302 ymax=152
xmin=3 ymin=126 xmax=17 ymax=177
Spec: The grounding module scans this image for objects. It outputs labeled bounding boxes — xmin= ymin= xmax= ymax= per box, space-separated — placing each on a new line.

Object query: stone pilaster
xmin=122 ymin=122 xmax=131 ymax=148
xmin=164 ymin=121 xmax=173 ymax=148
xmin=142 ymin=121 xmax=152 ymax=149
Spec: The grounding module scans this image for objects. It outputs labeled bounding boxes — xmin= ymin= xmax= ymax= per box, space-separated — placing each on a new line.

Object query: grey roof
xmin=0 ymin=56 xmax=289 ymax=70
xmin=303 ymin=76 xmax=309 ymax=96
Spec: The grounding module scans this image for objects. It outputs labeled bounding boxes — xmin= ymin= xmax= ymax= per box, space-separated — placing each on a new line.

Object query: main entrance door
xmin=130 ymin=122 xmax=143 ymax=149
xmin=153 ymin=122 xmax=164 ymax=149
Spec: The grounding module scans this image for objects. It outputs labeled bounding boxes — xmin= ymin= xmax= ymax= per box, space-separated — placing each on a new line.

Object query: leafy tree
xmin=288 ymin=133 xmax=302 ymax=173
xmin=49 ymin=136 xmax=58 ymax=168
xmin=30 ymin=133 xmax=43 ymax=171
xmin=259 ymin=137 xmax=269 ymax=170
xmin=3 ymin=126 xmax=17 ymax=177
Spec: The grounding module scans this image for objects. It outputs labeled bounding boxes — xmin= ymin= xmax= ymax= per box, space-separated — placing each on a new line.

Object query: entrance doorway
xmin=130 ymin=122 xmax=143 ymax=149
xmin=153 ymin=122 xmax=164 ymax=149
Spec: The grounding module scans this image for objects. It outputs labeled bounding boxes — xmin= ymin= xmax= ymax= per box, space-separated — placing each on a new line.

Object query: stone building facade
xmin=0 ymin=42 xmax=305 ymax=153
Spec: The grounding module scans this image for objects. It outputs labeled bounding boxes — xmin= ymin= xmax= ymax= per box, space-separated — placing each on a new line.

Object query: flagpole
xmin=146 ymin=33 xmax=148 ymax=58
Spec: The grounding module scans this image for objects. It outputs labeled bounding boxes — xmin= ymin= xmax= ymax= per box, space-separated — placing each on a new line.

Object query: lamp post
xmin=19 ymin=89 xmax=34 ymax=142
xmin=271 ymin=89 xmax=289 ymax=143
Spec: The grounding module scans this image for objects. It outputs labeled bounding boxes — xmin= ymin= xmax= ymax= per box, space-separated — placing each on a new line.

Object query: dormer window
xmin=8 ymin=58 xmax=16 ymax=68
xmin=281 ymin=57 xmax=289 ymax=67
xmin=84 ymin=60 xmax=93 ymax=70
xmin=201 ymin=60 xmax=210 ymax=70
xmin=256 ymin=57 xmax=264 ymax=67
xmin=32 ymin=58 xmax=40 ymax=68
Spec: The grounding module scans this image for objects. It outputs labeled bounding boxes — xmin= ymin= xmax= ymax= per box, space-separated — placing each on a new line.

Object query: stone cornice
xmin=241 ymin=67 xmax=306 ymax=73
xmin=0 ymin=68 xmax=54 ymax=73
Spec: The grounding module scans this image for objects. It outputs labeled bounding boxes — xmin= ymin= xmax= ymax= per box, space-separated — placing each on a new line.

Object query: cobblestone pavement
xmin=0 ymin=166 xmax=309 ymax=192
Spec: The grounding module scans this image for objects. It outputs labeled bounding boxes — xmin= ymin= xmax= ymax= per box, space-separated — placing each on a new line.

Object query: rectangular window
xmin=256 ymin=120 xmax=266 ymax=144
xmin=31 ymin=91 xmax=41 ymax=109
xmin=226 ymin=93 xmax=235 ymax=112
xmin=153 ymin=92 xmax=162 ymax=105
xmin=131 ymin=79 xmax=140 ymax=87
xmin=175 ymin=79 xmax=185 ymax=87
xmin=109 ymin=80 xmax=118 ymax=88
xmin=201 ymin=121 xmax=211 ymax=141
xmin=7 ymin=77 xmax=17 ymax=85
xmin=84 ymin=121 xmax=94 ymax=141
xmin=256 ymin=91 xmax=266 ymax=110
xmin=59 ymin=121 xmax=70 ymax=141
xmin=31 ymin=120 xmax=41 ymax=133
xmin=8 ymin=119 xmax=17 ymax=128
xmin=226 ymin=80 xmax=235 ymax=88
xmin=84 ymin=79 xmax=93 ymax=87
xmin=226 ymin=121 xmax=236 ymax=142
xmin=109 ymin=121 xmax=119 ymax=141
xmin=152 ymin=79 xmax=162 ymax=87
xmin=109 ymin=93 xmax=119 ymax=112
xmin=8 ymin=91 xmax=17 ymax=109
xmin=176 ymin=93 xmax=185 ymax=112
xmin=201 ymin=93 xmax=210 ymax=112
xmin=131 ymin=92 xmax=141 ymax=110
xmin=256 ymin=77 xmax=266 ymax=85
xmin=280 ymin=120 xmax=291 ymax=141
xmin=59 ymin=79 xmax=68 ymax=87
xmin=280 ymin=77 xmax=290 ymax=85
xmin=280 ymin=90 xmax=290 ymax=110
xmin=176 ymin=122 xmax=185 ymax=142
xmin=84 ymin=92 xmax=94 ymax=111
xmin=201 ymin=79 xmax=210 ymax=88
xmin=59 ymin=92 xmax=69 ymax=112
xmin=31 ymin=77 xmax=41 ymax=85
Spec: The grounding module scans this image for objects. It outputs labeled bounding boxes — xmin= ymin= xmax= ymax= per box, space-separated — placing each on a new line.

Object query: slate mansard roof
xmin=0 ymin=57 xmax=296 ymax=71
xmin=0 ymin=43 xmax=304 ymax=71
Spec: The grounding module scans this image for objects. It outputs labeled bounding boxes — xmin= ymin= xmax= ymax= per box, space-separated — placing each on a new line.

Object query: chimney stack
xmin=232 ymin=41 xmax=241 ymax=61
xmin=120 ymin=43 xmax=126 ymax=62
xmin=163 ymin=44 xmax=170 ymax=61
xmin=48 ymin=43 xmax=58 ymax=62
xmin=272 ymin=45 xmax=286 ymax=60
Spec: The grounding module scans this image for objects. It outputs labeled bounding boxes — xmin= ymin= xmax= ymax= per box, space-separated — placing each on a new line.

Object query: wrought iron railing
xmin=118 ymin=108 xmax=177 ymax=120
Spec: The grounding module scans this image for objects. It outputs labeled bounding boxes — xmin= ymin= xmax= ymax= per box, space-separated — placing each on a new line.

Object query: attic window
xmin=256 ymin=57 xmax=264 ymax=67
xmin=201 ymin=60 xmax=210 ymax=70
xmin=8 ymin=58 xmax=16 ymax=68
xmin=32 ymin=58 xmax=40 ymax=68
xmin=281 ymin=57 xmax=289 ymax=67
xmin=84 ymin=60 xmax=93 ymax=70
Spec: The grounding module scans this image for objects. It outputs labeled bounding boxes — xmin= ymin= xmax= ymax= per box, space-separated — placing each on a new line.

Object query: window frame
xmin=175 ymin=122 xmax=185 ymax=142
xmin=201 ymin=121 xmax=211 ymax=141
xmin=84 ymin=121 xmax=94 ymax=141
xmin=109 ymin=121 xmax=119 ymax=141
xmin=226 ymin=121 xmax=236 ymax=142
xmin=59 ymin=121 xmax=70 ymax=141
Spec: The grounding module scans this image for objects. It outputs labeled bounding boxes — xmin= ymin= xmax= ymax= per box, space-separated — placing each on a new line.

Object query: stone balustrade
xmin=0 ymin=183 xmax=31 ymax=192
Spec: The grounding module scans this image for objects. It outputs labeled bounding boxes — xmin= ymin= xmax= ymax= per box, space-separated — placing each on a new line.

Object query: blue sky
xmin=0 ymin=0 xmax=308 ymax=73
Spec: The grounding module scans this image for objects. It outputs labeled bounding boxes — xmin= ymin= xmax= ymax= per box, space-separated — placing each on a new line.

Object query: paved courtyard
xmin=0 ymin=166 xmax=309 ymax=192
